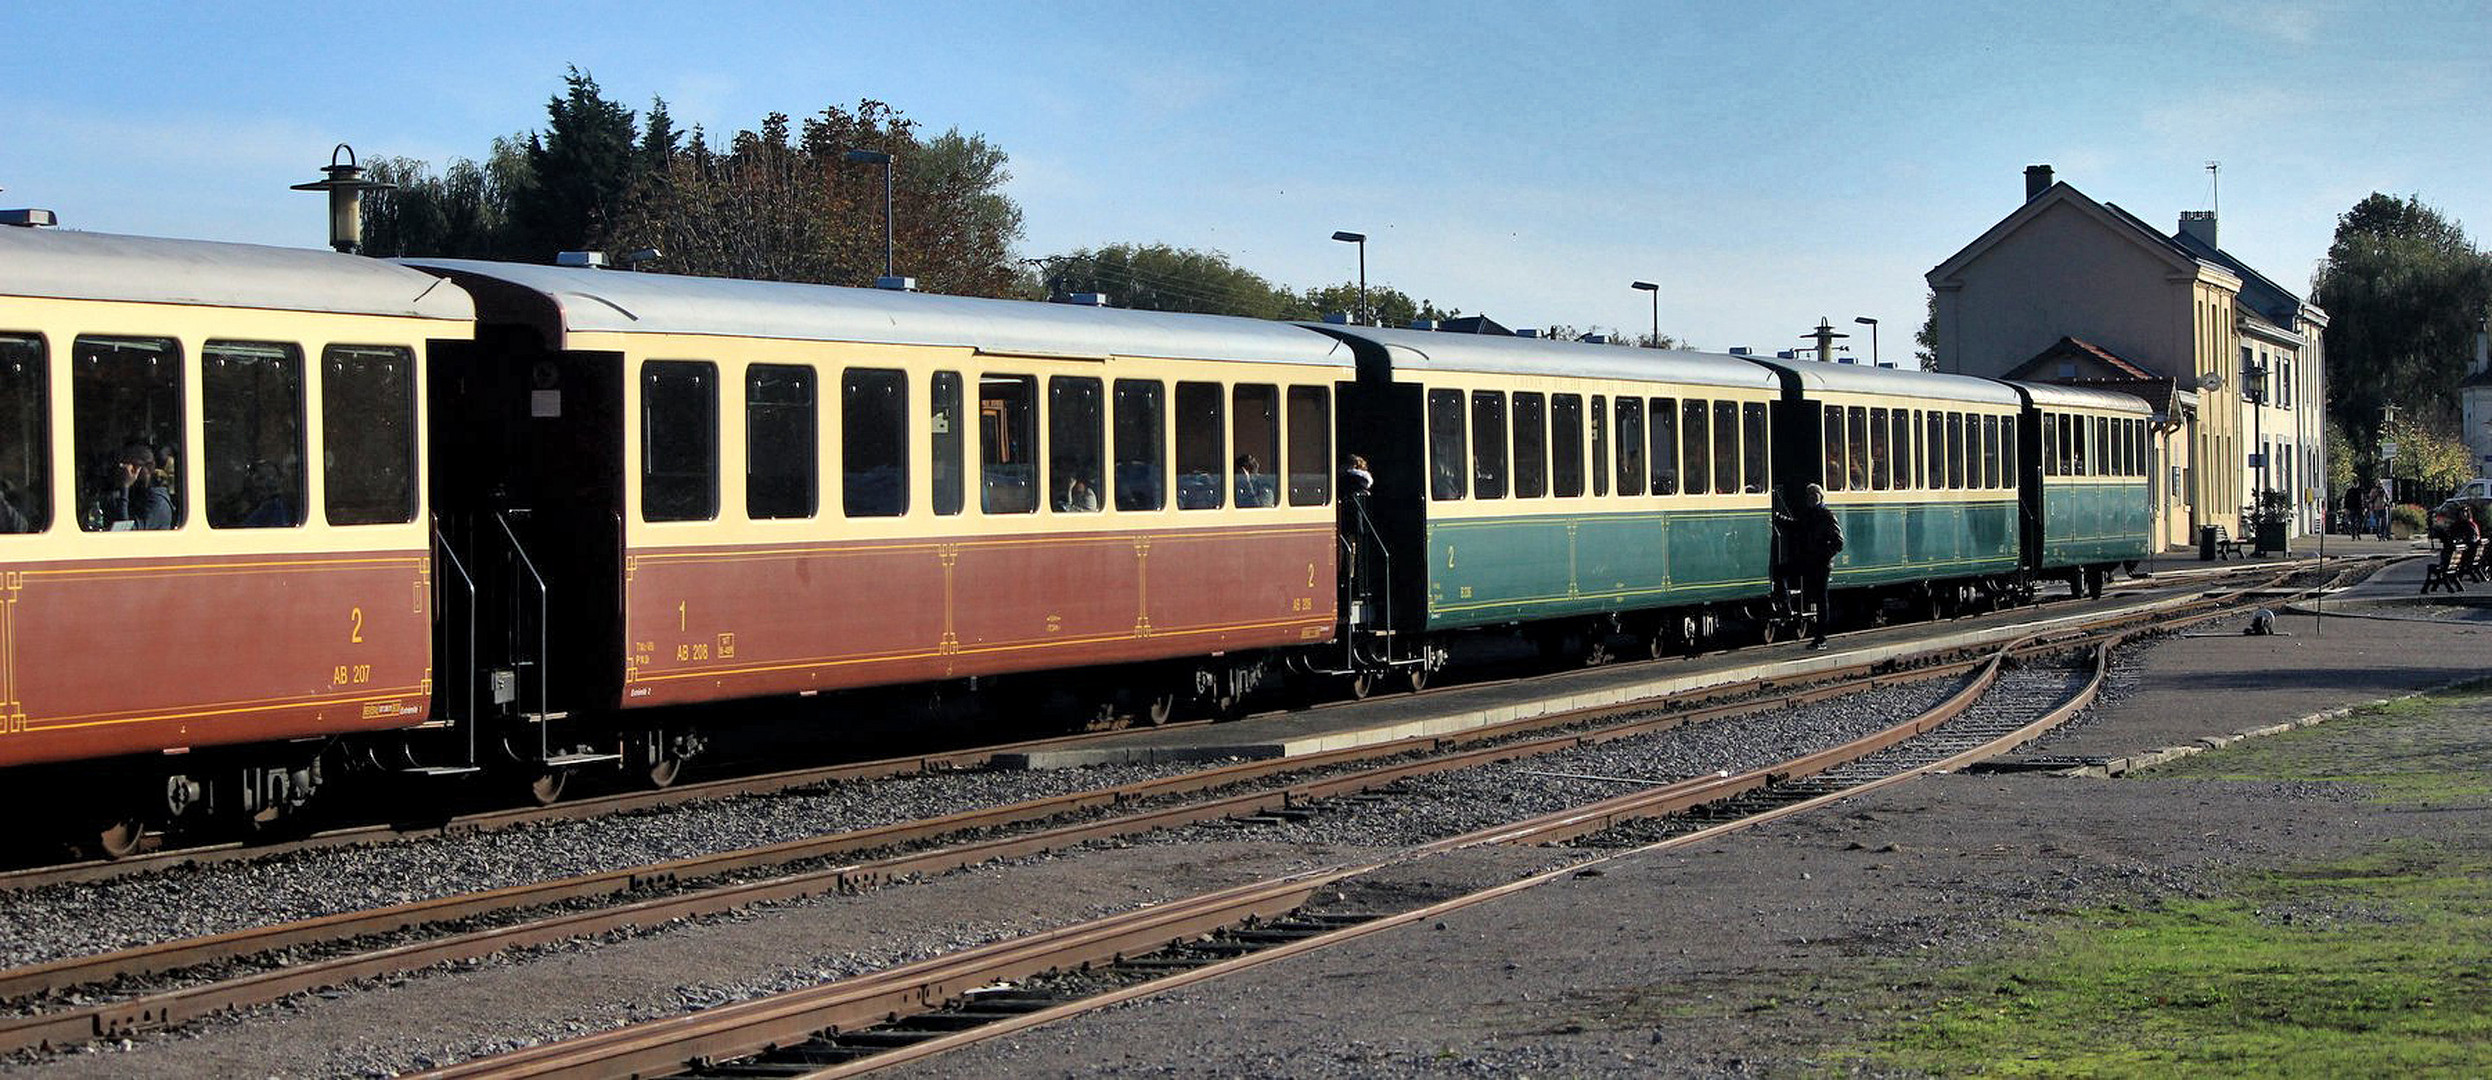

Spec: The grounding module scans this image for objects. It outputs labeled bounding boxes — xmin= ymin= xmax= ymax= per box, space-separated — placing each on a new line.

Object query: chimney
xmin=2178 ymin=210 xmax=2218 ymax=248
xmin=2024 ymin=164 xmax=2054 ymax=202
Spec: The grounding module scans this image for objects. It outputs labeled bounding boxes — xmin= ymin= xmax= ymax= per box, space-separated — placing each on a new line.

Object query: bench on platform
xmin=2422 ymin=540 xmax=2482 ymax=594
xmin=2209 ymin=525 xmax=2247 ymax=559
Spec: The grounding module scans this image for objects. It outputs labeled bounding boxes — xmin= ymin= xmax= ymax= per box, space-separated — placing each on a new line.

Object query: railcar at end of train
xmin=408 ymin=259 xmax=1360 ymax=790
xmin=2010 ymin=381 xmax=2156 ymax=598
xmin=0 ymin=227 xmax=471 ymax=854
xmin=1317 ymin=325 xmax=1787 ymax=669
xmin=1752 ymin=358 xmax=2029 ymax=624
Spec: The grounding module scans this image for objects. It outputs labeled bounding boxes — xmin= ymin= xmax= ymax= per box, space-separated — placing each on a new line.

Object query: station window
xmin=1427 ymin=389 xmax=1466 ymax=501
xmin=1286 ymin=385 xmax=1330 ymax=506
xmin=1946 ymin=411 xmax=1965 ymax=489
xmin=841 ymin=368 xmax=907 ymax=517
xmin=1648 ymin=397 xmax=1679 ymax=495
xmin=1714 ymin=400 xmax=1740 ymax=495
xmin=1471 ymin=391 xmax=1507 ymax=500
xmin=1868 ymin=407 xmax=1890 ymax=491
xmin=1614 ymin=394 xmax=1644 ymax=497
xmin=1048 ymin=375 xmax=1103 ymax=513
xmin=1590 ymin=396 xmax=1608 ymax=497
xmin=980 ymin=374 xmax=1038 ymax=514
xmin=0 ymin=333 xmax=49 ymax=533
xmin=74 ymin=335 xmax=185 ymax=532
xmin=1980 ymin=414 xmax=2001 ymax=489
xmin=1743 ymin=402 xmax=1770 ymax=494
xmin=746 ymin=364 xmax=817 ymax=520
xmin=322 ymin=345 xmax=416 ymax=526
xmin=1512 ymin=391 xmax=1547 ymax=498
xmin=931 ymin=371 xmax=964 ymax=515
xmin=1681 ymin=399 xmax=1710 ymax=496
xmin=1550 ymin=393 xmax=1583 ymax=498
xmin=1174 ymin=381 xmax=1225 ymax=509
xmin=1112 ymin=378 xmax=1166 ymax=511
xmin=1888 ymin=408 xmax=1912 ymax=491
xmin=1821 ymin=406 xmax=1845 ymax=491
xmin=641 ymin=360 xmax=717 ymax=522
xmin=203 ymin=340 xmax=306 ymax=529
xmin=1232 ymin=383 xmax=1279 ymax=508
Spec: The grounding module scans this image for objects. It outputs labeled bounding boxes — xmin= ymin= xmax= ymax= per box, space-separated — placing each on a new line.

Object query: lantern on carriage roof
xmin=291 ymin=144 xmax=394 ymax=255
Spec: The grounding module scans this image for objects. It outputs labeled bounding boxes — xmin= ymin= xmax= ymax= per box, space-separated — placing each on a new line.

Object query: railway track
xmin=0 ymin=559 xmax=2350 ymax=1063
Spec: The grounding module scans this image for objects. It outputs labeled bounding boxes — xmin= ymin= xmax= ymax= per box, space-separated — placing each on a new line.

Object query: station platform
xmin=998 ymin=550 xmax=2407 ymax=771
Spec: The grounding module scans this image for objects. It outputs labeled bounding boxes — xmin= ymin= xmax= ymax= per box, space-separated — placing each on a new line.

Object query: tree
xmin=1283 ymin=283 xmax=1457 ymax=328
xmin=1915 ymin=289 xmax=1938 ymax=371
xmin=1038 ymin=244 xmax=1297 ymax=317
xmin=2381 ymin=413 xmax=2474 ymax=492
xmin=509 ymin=67 xmax=644 ymax=260
xmin=359 ymin=139 xmax=529 ymax=259
xmin=2311 ymin=193 xmax=2492 ymax=447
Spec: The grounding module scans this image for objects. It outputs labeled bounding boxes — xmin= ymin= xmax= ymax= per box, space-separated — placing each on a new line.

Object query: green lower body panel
xmin=2040 ymin=481 xmax=2154 ymax=569
xmin=1425 ymin=508 xmax=1771 ymax=630
xmin=1830 ymin=498 xmax=2019 ymax=589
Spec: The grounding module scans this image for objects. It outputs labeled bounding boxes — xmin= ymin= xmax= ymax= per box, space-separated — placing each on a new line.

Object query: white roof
xmin=0 ymin=227 xmax=472 ymax=320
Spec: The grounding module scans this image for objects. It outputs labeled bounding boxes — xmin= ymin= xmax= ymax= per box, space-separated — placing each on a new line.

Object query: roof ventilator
xmin=0 ymin=209 xmax=57 ymax=228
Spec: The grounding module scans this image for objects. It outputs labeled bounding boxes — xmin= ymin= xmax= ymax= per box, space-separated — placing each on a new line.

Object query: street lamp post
xmin=1632 ymin=281 xmax=1659 ymax=347
xmin=843 ymin=149 xmax=899 ymax=286
xmin=1854 ymin=316 xmax=1880 ymax=366
xmin=290 ymin=144 xmax=394 ymax=255
xmin=1331 ymin=231 xmax=1367 ymax=324
xmin=2247 ymin=360 xmax=2268 ymax=540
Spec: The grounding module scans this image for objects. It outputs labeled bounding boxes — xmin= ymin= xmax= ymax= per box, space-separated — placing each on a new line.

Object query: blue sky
xmin=6 ymin=1 xmax=2486 ymax=355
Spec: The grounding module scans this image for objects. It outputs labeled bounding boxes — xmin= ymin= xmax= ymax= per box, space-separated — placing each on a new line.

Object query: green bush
xmin=2391 ymin=502 xmax=2428 ymax=538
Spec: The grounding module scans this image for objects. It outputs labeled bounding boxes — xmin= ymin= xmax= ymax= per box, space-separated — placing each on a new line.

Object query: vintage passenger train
xmin=0 ymin=224 xmax=2153 ymax=854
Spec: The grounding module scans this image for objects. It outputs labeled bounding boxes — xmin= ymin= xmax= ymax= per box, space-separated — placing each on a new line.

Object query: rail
xmin=495 ymin=510 xmax=552 ymax=753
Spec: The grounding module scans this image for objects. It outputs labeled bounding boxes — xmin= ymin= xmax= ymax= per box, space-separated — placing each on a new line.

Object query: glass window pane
xmin=931 ymin=371 xmax=963 ymax=515
xmin=747 ymin=364 xmax=816 ymax=520
xmin=980 ymin=374 xmax=1037 ymax=513
xmin=1649 ymin=398 xmax=1678 ymax=496
xmin=1845 ymin=405 xmax=1869 ymax=492
xmin=1048 ymin=375 xmax=1103 ymax=513
xmin=641 ymin=360 xmax=717 ymax=522
xmin=76 ymin=335 xmax=184 ymax=532
xmin=1822 ymin=406 xmax=1845 ymax=491
xmin=1471 ymin=391 xmax=1507 ymax=499
xmin=1512 ymin=391 xmax=1546 ymax=498
xmin=1981 ymin=414 xmax=2001 ymax=488
xmin=321 ymin=345 xmax=415 ymax=526
xmin=0 ymin=334 xmax=48 ymax=532
xmin=1174 ymin=381 xmax=1224 ymax=509
xmin=1742 ymin=402 xmax=1769 ymax=494
xmin=1551 ymin=393 xmax=1583 ymax=498
xmin=1615 ymin=393 xmax=1644 ymax=497
xmin=1427 ymin=388 xmax=1466 ymax=500
xmin=2095 ymin=417 xmax=2110 ymax=477
xmin=842 ymin=368 xmax=907 ymax=517
xmin=1713 ymin=400 xmax=1739 ymax=494
xmin=1946 ymin=412 xmax=1965 ymax=489
xmin=1232 ymin=384 xmax=1278 ymax=508
xmin=1888 ymin=407 xmax=1912 ymax=490
xmin=1590 ymin=395 xmax=1608 ymax=497
xmin=203 ymin=340 xmax=305 ymax=529
xmin=1681 ymin=399 xmax=1709 ymax=495
xmin=1868 ymin=407 xmax=1890 ymax=491
xmin=1286 ymin=385 xmax=1330 ymax=506
xmin=1926 ymin=411 xmax=1943 ymax=488
xmin=2002 ymin=415 xmax=2017 ymax=482
xmin=1113 ymin=378 xmax=1165 ymax=511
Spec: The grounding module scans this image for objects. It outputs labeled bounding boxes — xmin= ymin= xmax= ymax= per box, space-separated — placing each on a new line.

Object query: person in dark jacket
xmin=1795 ymin=483 xmax=1843 ymax=649
xmin=96 ymin=442 xmax=173 ymax=530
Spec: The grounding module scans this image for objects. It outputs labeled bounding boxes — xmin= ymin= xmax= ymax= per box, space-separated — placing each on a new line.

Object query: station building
xmin=1926 ymin=166 xmax=2328 ymax=548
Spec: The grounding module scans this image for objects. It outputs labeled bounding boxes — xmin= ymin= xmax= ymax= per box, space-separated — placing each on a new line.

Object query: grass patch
xmin=2146 ymin=691 xmax=2492 ymax=807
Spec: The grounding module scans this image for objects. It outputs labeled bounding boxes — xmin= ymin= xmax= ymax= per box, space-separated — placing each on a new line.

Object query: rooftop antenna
xmin=2205 ymin=160 xmax=2220 ymax=219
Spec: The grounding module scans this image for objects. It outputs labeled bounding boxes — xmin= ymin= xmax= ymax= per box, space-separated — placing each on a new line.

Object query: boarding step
xmin=541 ymin=751 xmax=622 ymax=767
xmin=519 ymin=710 xmax=572 ymax=724
xmin=397 ymin=765 xmax=484 ymax=777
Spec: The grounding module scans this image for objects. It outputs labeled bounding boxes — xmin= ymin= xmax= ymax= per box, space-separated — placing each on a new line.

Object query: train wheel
xmin=91 ymin=817 xmax=147 ymax=860
xmin=1404 ymin=666 xmax=1430 ymax=694
xmin=2085 ymin=567 xmax=2105 ymax=600
xmin=1343 ymin=671 xmax=1378 ymax=700
xmin=526 ymin=768 xmax=569 ymax=806
xmin=1758 ymin=615 xmax=1783 ymax=645
xmin=1141 ymin=690 xmax=1177 ymax=727
xmin=646 ymin=755 xmax=685 ymax=790
xmin=1581 ymin=636 xmax=1614 ymax=668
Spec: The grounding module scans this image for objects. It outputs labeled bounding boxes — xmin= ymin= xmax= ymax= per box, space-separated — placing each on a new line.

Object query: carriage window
xmin=0 ymin=334 xmax=48 ymax=533
xmin=1888 ymin=407 xmax=1911 ymax=491
xmin=202 ymin=341 xmax=306 ymax=530
xmin=1821 ymin=406 xmax=1845 ymax=491
xmin=641 ymin=360 xmax=717 ymax=522
xmin=841 ymin=368 xmax=907 ymax=517
xmin=1867 ymin=407 xmax=1890 ymax=491
xmin=1615 ymin=394 xmax=1644 ymax=497
xmin=2095 ymin=417 xmax=2111 ymax=478
xmin=1589 ymin=395 xmax=1608 ymax=497
xmin=1428 ymin=389 xmax=1466 ymax=500
xmin=1743 ymin=402 xmax=1769 ymax=494
xmin=321 ymin=346 xmax=416 ymax=526
xmin=1551 ymin=393 xmax=1583 ymax=498
xmin=2042 ymin=412 xmax=2059 ymax=476
xmin=1048 ymin=376 xmax=1103 ymax=514
xmin=1512 ymin=391 xmax=1547 ymax=498
xmin=1845 ymin=406 xmax=1869 ymax=493
xmin=1286 ymin=385 xmax=1330 ymax=506
xmin=1946 ymin=412 xmax=1966 ymax=489
xmin=2068 ymin=414 xmax=2089 ymax=476
xmin=2001 ymin=416 xmax=2016 ymax=482
xmin=1926 ymin=411 xmax=1943 ymax=489
xmin=980 ymin=373 xmax=1037 ymax=514
xmin=931 ymin=371 xmax=964 ymax=515
xmin=1233 ymin=383 xmax=1279 ymax=508
xmin=746 ymin=364 xmax=816 ymax=520
xmin=1981 ymin=414 xmax=2001 ymax=489
xmin=1681 ymin=399 xmax=1710 ymax=496
xmin=2132 ymin=419 xmax=2146 ymax=476
xmin=1174 ymin=380 xmax=1224 ymax=509
xmin=1648 ymin=397 xmax=1678 ymax=495
xmin=1112 ymin=378 xmax=1165 ymax=511
xmin=75 ymin=335 xmax=186 ymax=532
xmin=1713 ymin=400 xmax=1740 ymax=495
xmin=1471 ymin=390 xmax=1507 ymax=500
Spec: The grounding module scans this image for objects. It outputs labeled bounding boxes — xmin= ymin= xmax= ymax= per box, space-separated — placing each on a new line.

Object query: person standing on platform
xmin=1795 ymin=483 xmax=1844 ymax=649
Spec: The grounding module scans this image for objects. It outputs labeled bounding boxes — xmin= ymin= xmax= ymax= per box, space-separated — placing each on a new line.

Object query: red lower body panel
xmin=0 ymin=549 xmax=433 ymax=768
xmin=622 ymin=524 xmax=1336 ymax=707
